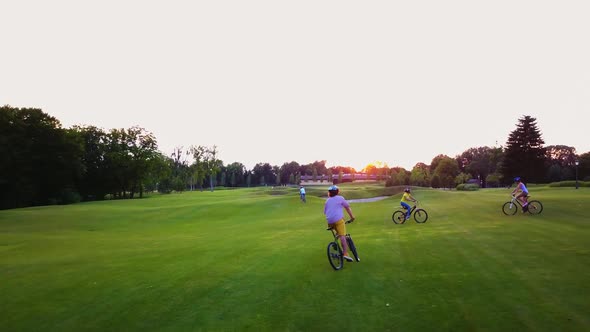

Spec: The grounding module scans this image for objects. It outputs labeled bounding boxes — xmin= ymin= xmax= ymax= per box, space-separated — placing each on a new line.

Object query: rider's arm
xmin=511 ymin=184 xmax=520 ymax=195
xmin=345 ymin=206 xmax=355 ymax=221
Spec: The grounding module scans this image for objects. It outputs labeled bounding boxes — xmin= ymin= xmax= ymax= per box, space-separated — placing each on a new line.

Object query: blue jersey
xmin=517 ymin=182 xmax=528 ymax=194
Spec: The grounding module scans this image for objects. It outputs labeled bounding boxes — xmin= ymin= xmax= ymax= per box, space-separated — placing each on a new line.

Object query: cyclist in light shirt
xmin=324 ymin=185 xmax=356 ymax=262
xmin=299 ymin=186 xmax=306 ymax=202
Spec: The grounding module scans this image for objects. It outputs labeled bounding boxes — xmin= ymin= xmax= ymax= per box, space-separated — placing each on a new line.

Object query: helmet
xmin=328 ymin=185 xmax=339 ymax=192
xmin=404 ymin=187 xmax=411 ymax=193
xmin=514 ymin=177 xmax=521 ymax=182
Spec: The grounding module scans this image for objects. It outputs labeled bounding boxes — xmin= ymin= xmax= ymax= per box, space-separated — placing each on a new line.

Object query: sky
xmin=2 ymin=1 xmax=589 ymax=171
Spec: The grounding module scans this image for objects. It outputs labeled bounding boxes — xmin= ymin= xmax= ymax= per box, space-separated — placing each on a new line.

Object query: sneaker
xmin=343 ymin=255 xmax=354 ymax=262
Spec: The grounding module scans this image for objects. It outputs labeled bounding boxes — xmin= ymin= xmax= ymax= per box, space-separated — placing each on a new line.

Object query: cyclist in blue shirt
xmin=511 ymin=177 xmax=529 ymax=210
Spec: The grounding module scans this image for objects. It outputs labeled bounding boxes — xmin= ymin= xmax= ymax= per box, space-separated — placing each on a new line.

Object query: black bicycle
xmin=327 ymin=219 xmax=360 ymax=271
xmin=392 ymin=202 xmax=428 ymax=224
xmin=502 ymin=195 xmax=543 ymax=215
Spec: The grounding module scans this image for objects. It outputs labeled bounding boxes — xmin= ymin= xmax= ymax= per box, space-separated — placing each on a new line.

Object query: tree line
xmin=1 ymin=106 xmax=588 ymax=209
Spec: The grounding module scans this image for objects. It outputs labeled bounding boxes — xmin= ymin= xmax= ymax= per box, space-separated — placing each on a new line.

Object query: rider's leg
xmin=518 ymin=192 xmax=528 ymax=206
xmin=401 ymin=202 xmax=411 ymax=220
xmin=339 ymin=235 xmax=349 ymax=256
xmin=333 ymin=219 xmax=352 ymax=259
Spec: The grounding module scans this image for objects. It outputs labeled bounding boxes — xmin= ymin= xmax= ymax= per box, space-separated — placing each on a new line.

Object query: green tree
xmin=252 ymin=163 xmax=275 ymax=186
xmin=410 ymin=163 xmax=430 ymax=187
xmin=433 ymin=157 xmax=459 ymax=189
xmin=486 ymin=173 xmax=501 ymax=188
xmin=455 ymin=172 xmax=471 ymax=186
xmin=545 ymin=145 xmax=577 ymax=181
xmin=205 ymin=145 xmax=221 ymax=191
xmin=125 ymin=126 xmax=159 ymax=198
xmin=225 ymin=162 xmax=245 ymax=187
xmin=577 ymin=152 xmax=590 ymax=181
xmin=280 ymin=161 xmax=300 ymax=184
xmin=0 ymin=106 xmax=84 ymax=208
xmin=72 ymin=125 xmax=109 ymax=200
xmin=459 ymin=146 xmax=503 ymax=187
xmin=501 ymin=115 xmax=546 ymax=183
xmin=189 ymin=145 xmax=207 ymax=191
xmin=429 ymin=154 xmax=449 ymax=175
xmin=145 ymin=152 xmax=173 ymax=193
xmin=431 ymin=174 xmax=441 ymax=188
xmin=168 ymin=146 xmax=190 ymax=192
xmin=274 ymin=165 xmax=281 ymax=186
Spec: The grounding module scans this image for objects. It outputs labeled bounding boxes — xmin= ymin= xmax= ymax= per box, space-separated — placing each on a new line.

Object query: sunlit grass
xmin=1 ymin=187 xmax=589 ymax=331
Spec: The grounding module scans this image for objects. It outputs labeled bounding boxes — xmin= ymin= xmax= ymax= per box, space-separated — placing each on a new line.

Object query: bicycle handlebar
xmin=346 ymin=218 xmax=355 ymax=224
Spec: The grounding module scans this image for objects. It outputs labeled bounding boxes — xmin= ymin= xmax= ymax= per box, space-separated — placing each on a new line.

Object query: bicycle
xmin=502 ymin=195 xmax=543 ymax=215
xmin=326 ymin=219 xmax=360 ymax=271
xmin=392 ymin=202 xmax=428 ymax=224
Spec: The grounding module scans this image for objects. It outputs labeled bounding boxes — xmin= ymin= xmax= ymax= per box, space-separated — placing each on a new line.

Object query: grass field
xmin=1 ymin=185 xmax=589 ymax=331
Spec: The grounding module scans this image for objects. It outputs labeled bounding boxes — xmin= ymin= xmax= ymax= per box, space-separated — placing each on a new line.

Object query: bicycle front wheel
xmin=392 ymin=211 xmax=406 ymax=224
xmin=327 ymin=241 xmax=343 ymax=270
xmin=414 ymin=209 xmax=428 ymax=223
xmin=502 ymin=202 xmax=517 ymax=215
xmin=346 ymin=235 xmax=360 ymax=262
xmin=527 ymin=200 xmax=543 ymax=215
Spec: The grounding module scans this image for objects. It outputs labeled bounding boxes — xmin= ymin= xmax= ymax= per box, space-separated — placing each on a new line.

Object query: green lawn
xmin=1 ymin=186 xmax=589 ymax=331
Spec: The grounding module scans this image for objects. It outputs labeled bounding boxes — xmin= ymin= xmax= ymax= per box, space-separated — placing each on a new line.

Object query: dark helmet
xmin=514 ymin=177 xmax=521 ymax=182
xmin=404 ymin=187 xmax=411 ymax=193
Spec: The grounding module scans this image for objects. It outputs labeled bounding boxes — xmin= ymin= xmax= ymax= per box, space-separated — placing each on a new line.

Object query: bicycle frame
xmin=404 ymin=205 xmax=417 ymax=215
xmin=509 ymin=195 xmax=527 ymax=208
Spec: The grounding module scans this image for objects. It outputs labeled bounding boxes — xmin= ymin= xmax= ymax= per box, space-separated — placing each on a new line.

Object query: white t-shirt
xmin=299 ymin=187 xmax=306 ymax=194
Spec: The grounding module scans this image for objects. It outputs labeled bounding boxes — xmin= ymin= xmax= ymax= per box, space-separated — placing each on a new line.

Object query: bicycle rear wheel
xmin=527 ymin=200 xmax=543 ymax=215
xmin=327 ymin=241 xmax=343 ymax=270
xmin=392 ymin=211 xmax=406 ymax=224
xmin=414 ymin=209 xmax=428 ymax=223
xmin=346 ymin=235 xmax=360 ymax=262
xmin=502 ymin=202 xmax=517 ymax=215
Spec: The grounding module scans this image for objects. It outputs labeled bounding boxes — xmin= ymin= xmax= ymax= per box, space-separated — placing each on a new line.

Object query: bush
xmin=456 ymin=183 xmax=480 ymax=191
xmin=60 ymin=190 xmax=82 ymax=204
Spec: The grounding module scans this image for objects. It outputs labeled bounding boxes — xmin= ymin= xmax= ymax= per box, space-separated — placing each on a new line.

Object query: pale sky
xmin=2 ymin=1 xmax=589 ymax=171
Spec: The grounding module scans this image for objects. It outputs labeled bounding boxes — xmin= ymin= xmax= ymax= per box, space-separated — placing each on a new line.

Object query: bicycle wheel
xmin=527 ymin=200 xmax=543 ymax=215
xmin=327 ymin=241 xmax=343 ymax=270
xmin=392 ymin=211 xmax=406 ymax=224
xmin=414 ymin=209 xmax=428 ymax=223
xmin=346 ymin=235 xmax=360 ymax=262
xmin=502 ymin=202 xmax=517 ymax=215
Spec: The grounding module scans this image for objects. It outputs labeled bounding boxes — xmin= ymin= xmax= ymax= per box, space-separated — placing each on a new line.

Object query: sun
xmin=362 ymin=160 xmax=389 ymax=172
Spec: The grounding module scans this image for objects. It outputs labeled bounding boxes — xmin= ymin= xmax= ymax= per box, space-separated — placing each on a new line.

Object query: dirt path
xmin=347 ymin=196 xmax=390 ymax=203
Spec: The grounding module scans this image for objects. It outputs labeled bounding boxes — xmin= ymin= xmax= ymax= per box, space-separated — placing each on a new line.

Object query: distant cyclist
xmin=511 ymin=177 xmax=529 ymax=211
xmin=324 ymin=185 xmax=356 ymax=262
xmin=299 ymin=186 xmax=306 ymax=202
xmin=400 ymin=187 xmax=417 ymax=220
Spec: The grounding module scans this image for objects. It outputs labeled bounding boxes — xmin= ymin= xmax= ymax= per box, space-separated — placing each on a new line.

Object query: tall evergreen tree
xmin=501 ymin=115 xmax=546 ymax=183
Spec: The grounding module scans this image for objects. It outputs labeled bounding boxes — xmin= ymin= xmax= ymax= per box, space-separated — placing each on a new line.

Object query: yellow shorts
xmin=328 ymin=219 xmax=347 ymax=236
